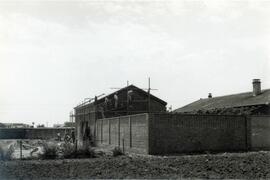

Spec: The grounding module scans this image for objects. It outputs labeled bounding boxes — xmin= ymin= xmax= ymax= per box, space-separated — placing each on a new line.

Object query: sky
xmin=0 ymin=0 xmax=269 ymax=126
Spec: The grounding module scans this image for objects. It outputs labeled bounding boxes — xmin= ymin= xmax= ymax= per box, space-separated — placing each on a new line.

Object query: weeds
xmin=112 ymin=147 xmax=123 ymax=157
xmin=40 ymin=142 xmax=58 ymax=159
xmin=61 ymin=142 xmax=96 ymax=158
xmin=62 ymin=142 xmax=76 ymax=158
xmin=76 ymin=147 xmax=96 ymax=158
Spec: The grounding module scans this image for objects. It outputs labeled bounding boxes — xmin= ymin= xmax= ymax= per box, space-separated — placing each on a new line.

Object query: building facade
xmin=74 ymin=84 xmax=167 ymax=149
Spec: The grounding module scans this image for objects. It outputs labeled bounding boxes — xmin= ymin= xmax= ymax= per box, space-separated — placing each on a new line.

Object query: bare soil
xmin=0 ymin=151 xmax=270 ymax=179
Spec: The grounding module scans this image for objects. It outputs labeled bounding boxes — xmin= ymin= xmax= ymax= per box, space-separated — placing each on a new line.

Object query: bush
xmin=62 ymin=142 xmax=76 ymax=159
xmin=112 ymin=147 xmax=123 ymax=157
xmin=76 ymin=147 xmax=96 ymax=158
xmin=0 ymin=144 xmax=14 ymax=161
xmin=41 ymin=142 xmax=58 ymax=159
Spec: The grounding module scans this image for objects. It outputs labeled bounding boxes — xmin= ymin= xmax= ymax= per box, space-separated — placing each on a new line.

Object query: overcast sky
xmin=0 ymin=0 xmax=269 ymax=126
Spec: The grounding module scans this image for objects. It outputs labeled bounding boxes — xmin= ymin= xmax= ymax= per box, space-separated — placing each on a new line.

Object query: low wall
xmin=148 ymin=114 xmax=250 ymax=155
xmin=0 ymin=128 xmax=25 ymax=139
xmin=251 ymin=115 xmax=270 ymax=150
xmin=0 ymin=128 xmax=74 ymax=140
xmin=96 ymin=113 xmax=149 ymax=154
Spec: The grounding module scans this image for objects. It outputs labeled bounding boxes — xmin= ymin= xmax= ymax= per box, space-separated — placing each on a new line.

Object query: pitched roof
xmin=75 ymin=84 xmax=167 ymax=109
xmin=174 ymin=89 xmax=270 ymax=113
xmin=98 ymin=84 xmax=167 ymax=105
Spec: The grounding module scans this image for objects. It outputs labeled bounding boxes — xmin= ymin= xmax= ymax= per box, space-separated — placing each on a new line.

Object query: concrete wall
xmin=0 ymin=128 xmax=74 ymax=140
xmin=96 ymin=113 xmax=149 ymax=154
xmin=251 ymin=115 xmax=270 ymax=150
xmin=148 ymin=114 xmax=250 ymax=155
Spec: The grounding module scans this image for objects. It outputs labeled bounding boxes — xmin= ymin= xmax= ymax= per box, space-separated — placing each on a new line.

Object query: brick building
xmin=74 ymin=84 xmax=167 ymax=149
xmin=73 ymin=80 xmax=270 ymax=154
xmin=174 ymin=79 xmax=270 ymax=115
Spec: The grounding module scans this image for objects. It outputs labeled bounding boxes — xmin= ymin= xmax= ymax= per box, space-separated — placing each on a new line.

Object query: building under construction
xmin=74 ymin=84 xmax=167 ymax=149
xmin=74 ymin=80 xmax=270 ymax=155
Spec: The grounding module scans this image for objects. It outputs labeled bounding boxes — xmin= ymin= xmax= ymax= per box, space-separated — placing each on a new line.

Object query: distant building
xmin=64 ymin=121 xmax=75 ymax=127
xmin=174 ymin=79 xmax=270 ymax=115
xmin=3 ymin=123 xmax=30 ymax=128
xmin=0 ymin=123 xmax=6 ymax=128
xmin=53 ymin=124 xmax=64 ymax=128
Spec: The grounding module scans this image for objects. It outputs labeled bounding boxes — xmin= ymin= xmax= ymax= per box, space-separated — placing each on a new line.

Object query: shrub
xmin=0 ymin=144 xmax=14 ymax=161
xmin=41 ymin=142 xmax=58 ymax=159
xmin=62 ymin=142 xmax=76 ymax=159
xmin=112 ymin=147 xmax=123 ymax=157
xmin=76 ymin=147 xmax=96 ymax=158
xmin=58 ymin=142 xmax=97 ymax=159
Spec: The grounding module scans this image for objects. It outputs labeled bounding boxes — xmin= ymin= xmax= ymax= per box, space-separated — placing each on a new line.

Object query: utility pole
xmin=144 ymin=77 xmax=158 ymax=113
xmin=70 ymin=110 xmax=75 ymax=123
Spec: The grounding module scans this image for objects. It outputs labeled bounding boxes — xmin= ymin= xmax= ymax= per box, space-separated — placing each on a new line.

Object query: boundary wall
xmin=96 ymin=113 xmax=149 ymax=154
xmin=0 ymin=128 xmax=74 ymax=140
xmin=148 ymin=113 xmax=250 ymax=154
xmin=250 ymin=115 xmax=270 ymax=150
xmin=95 ymin=113 xmax=251 ymax=154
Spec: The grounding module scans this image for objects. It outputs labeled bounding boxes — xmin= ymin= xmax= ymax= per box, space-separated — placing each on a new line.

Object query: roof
xmin=75 ymin=84 xmax=167 ymax=109
xmin=174 ymin=89 xmax=270 ymax=113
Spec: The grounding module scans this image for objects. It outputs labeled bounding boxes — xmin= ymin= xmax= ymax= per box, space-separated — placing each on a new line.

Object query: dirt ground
xmin=0 ymin=151 xmax=270 ymax=179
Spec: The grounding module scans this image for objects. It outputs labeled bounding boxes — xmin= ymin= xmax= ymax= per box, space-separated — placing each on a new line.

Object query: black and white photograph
xmin=0 ymin=0 xmax=270 ymax=179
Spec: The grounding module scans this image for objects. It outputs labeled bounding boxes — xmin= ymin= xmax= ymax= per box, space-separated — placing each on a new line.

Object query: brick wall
xmin=251 ymin=115 xmax=270 ymax=150
xmin=149 ymin=99 xmax=166 ymax=112
xmin=78 ymin=112 xmax=252 ymax=155
xmin=75 ymin=104 xmax=96 ymax=149
xmin=95 ymin=113 xmax=149 ymax=154
xmin=148 ymin=113 xmax=249 ymax=155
